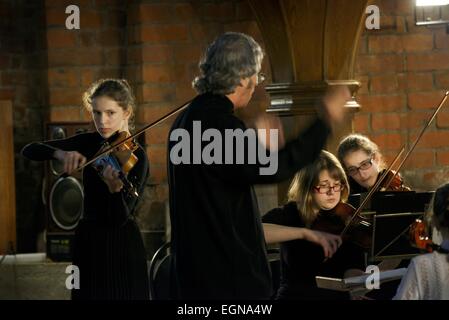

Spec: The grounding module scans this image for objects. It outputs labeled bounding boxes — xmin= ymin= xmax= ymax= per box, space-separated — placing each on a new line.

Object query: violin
xmin=313 ymin=202 xmax=372 ymax=249
xmin=92 ymin=131 xmax=140 ymax=197
xmin=73 ymin=100 xmax=192 ymax=195
xmin=409 ymin=219 xmax=448 ymax=253
xmin=379 ymin=170 xmax=410 ymax=192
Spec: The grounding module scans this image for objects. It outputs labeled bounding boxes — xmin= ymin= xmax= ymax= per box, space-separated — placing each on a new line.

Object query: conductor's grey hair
xmin=192 ymin=32 xmax=264 ymax=95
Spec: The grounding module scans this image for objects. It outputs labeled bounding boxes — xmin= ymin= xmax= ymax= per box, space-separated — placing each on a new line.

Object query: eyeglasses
xmin=257 ymin=73 xmax=266 ymax=85
xmin=346 ymin=157 xmax=374 ymax=177
xmin=313 ymin=183 xmax=345 ymax=194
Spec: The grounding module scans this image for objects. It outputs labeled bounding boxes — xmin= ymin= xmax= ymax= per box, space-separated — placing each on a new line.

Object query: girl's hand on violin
xmin=302 ymin=229 xmax=342 ymax=259
xmin=53 ymin=150 xmax=86 ymax=174
xmin=101 ymin=165 xmax=124 ymax=193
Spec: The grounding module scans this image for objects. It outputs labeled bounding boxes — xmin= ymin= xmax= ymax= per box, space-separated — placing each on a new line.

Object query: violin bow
xmin=340 ymin=146 xmax=405 ymax=237
xmin=383 ymin=91 xmax=449 ymax=189
xmin=74 ymin=99 xmax=192 ymax=172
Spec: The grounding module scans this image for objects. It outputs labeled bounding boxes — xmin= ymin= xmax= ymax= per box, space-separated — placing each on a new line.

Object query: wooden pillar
xmin=248 ymin=0 xmax=372 ymax=203
xmin=0 ymin=101 xmax=16 ymax=254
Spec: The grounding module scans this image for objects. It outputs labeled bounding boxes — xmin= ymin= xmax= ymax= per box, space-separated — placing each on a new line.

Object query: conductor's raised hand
xmin=320 ymin=85 xmax=351 ymax=130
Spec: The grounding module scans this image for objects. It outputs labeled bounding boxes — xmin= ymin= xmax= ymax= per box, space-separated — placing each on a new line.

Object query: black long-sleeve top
xmin=21 ymin=132 xmax=149 ymax=225
xmin=262 ymin=202 xmax=366 ymax=300
xmin=168 ymin=92 xmax=331 ymax=300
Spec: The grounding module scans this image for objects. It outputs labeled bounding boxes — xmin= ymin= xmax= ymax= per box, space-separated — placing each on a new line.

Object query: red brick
xmin=1 ymin=72 xmax=27 ymax=86
xmin=142 ymin=64 xmax=174 ymax=83
xmin=396 ymin=0 xmax=414 ymax=15
xmin=435 ymin=72 xmax=449 ymax=89
xmin=435 ymin=28 xmax=449 ymax=49
xmin=0 ymin=89 xmax=14 ymax=100
xmin=139 ymin=45 xmax=173 ymax=63
xmin=47 ymin=29 xmax=77 ymax=48
xmin=371 ymin=133 xmax=403 ymax=151
xmin=46 ymin=8 xmax=66 ymax=26
xmin=49 ymin=88 xmax=82 ymax=106
xmin=358 ymin=94 xmax=405 ymax=112
xmin=0 ymin=54 xmax=10 ymax=69
xmin=191 ymin=23 xmax=222 ymax=43
xmin=407 ymin=52 xmax=449 ymax=71
xmin=145 ymin=124 xmax=170 ymax=145
xmin=358 ymin=36 xmax=367 ymax=55
xmin=401 ymin=111 xmax=433 ymax=129
xmin=370 ymin=74 xmax=398 ymax=93
xmin=397 ymin=73 xmax=434 ymax=91
xmin=176 ymin=86 xmax=196 ymax=102
xmin=437 ymin=111 xmax=449 ymax=128
xmin=49 ymin=106 xmax=81 ymax=121
xmin=147 ymin=145 xmax=167 ymax=166
xmin=408 ymin=91 xmax=448 ymax=110
xmin=372 ymin=113 xmax=401 ymax=131
xmin=200 ymin=2 xmax=235 ymax=22
xmin=139 ymin=4 xmax=172 ymax=23
xmin=47 ymin=68 xmax=79 ymax=87
xmin=173 ymin=45 xmax=202 ymax=63
xmin=140 ymin=25 xmax=189 ymax=43
xmin=404 ymin=150 xmax=434 ymax=168
xmin=140 ymin=85 xmax=175 ymax=103
xmin=81 ymin=68 xmax=95 ymax=87
xmin=356 ymin=54 xmax=404 ymax=75
xmin=174 ymin=3 xmax=197 ymax=22
xmin=76 ymin=48 xmax=104 ymax=66
xmin=138 ymin=105 xmax=177 ymax=123
xmin=410 ymin=131 xmax=449 ymax=148
xmin=79 ymin=31 xmax=97 ymax=47
xmin=437 ymin=150 xmax=449 ymax=166
xmin=105 ymin=48 xmax=124 ymax=66
xmin=368 ymin=35 xmax=401 ymax=53
xmin=45 ymin=0 xmax=91 ymax=7
xmin=401 ymin=34 xmax=434 ymax=52
xmin=353 ymin=114 xmax=370 ymax=133
xmin=81 ymin=10 xmax=103 ymax=29
xmin=148 ymin=163 xmax=167 ymax=184
xmin=98 ymin=29 xmax=123 ymax=46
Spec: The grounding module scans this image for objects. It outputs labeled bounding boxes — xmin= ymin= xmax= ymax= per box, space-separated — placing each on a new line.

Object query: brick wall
xmin=9 ymin=0 xmax=448 ymax=254
xmin=355 ymin=0 xmax=449 ymax=190
xmin=0 ymin=0 xmax=48 ymax=252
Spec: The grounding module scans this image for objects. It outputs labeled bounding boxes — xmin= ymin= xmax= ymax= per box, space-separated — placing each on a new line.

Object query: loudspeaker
xmin=44 ymin=122 xmax=92 ymax=261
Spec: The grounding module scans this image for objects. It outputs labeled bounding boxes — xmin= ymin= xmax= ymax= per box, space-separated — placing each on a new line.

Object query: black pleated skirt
xmin=71 ymin=218 xmax=149 ymax=300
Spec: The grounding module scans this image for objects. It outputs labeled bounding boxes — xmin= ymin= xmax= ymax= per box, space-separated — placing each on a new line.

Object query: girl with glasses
xmin=337 ymin=134 xmax=410 ymax=194
xmin=262 ymin=150 xmax=366 ymax=300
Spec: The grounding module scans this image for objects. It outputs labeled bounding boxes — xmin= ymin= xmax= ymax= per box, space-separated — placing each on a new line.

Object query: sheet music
xmin=316 ymin=268 xmax=407 ymax=291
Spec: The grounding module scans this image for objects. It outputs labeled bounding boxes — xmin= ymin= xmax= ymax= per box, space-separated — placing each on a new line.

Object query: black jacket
xmin=168 ymin=92 xmax=330 ymax=299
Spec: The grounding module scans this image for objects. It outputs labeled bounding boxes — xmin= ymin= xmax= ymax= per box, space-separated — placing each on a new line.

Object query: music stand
xmin=370 ymin=211 xmax=424 ymax=261
xmin=348 ymin=191 xmax=435 ymax=262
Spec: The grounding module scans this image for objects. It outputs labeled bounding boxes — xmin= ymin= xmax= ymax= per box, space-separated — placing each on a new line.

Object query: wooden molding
xmin=0 ymin=100 xmax=16 ymax=255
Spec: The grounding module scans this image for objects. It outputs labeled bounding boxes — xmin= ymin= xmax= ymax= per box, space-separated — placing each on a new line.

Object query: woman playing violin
xmin=22 ymin=79 xmax=150 ymax=300
xmin=337 ymin=134 xmax=410 ymax=194
xmin=262 ymin=150 xmax=366 ymax=300
xmin=394 ymin=183 xmax=449 ymax=300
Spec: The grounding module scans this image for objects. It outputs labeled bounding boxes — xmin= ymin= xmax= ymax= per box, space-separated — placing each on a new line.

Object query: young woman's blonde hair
xmin=287 ymin=150 xmax=349 ymax=227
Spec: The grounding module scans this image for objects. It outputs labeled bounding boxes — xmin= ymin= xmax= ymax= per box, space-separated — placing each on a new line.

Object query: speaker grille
xmin=49 ymin=176 xmax=84 ymax=230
